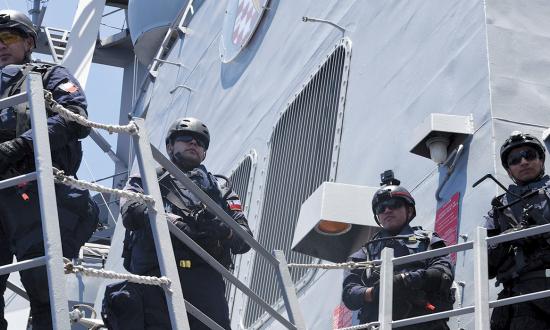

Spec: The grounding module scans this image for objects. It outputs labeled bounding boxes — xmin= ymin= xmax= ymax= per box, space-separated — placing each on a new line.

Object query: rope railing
xmin=52 ymin=168 xmax=155 ymax=204
xmin=336 ymin=322 xmax=379 ymax=330
xmin=287 ymin=260 xmax=377 ymax=270
xmin=44 ymin=91 xmax=139 ymax=135
xmin=64 ymin=259 xmax=171 ymax=288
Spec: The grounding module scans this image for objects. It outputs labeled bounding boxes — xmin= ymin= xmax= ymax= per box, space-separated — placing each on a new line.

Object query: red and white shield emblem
xmin=220 ymin=0 xmax=270 ymax=63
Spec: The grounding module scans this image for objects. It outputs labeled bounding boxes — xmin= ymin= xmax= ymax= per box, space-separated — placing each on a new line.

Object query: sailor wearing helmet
xmin=0 ymin=9 xmax=97 ymax=330
xmin=342 ymin=171 xmax=454 ymax=329
xmin=485 ymin=131 xmax=550 ymax=329
xmin=102 ymin=117 xmax=253 ymax=330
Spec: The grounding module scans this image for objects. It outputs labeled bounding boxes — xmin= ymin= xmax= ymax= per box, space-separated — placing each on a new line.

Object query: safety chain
xmin=52 ymin=168 xmax=155 ymax=204
xmin=287 ymin=260 xmax=376 ymax=270
xmin=44 ymin=91 xmax=139 ymax=135
xmin=64 ymin=260 xmax=171 ymax=288
xmin=336 ymin=322 xmax=379 ymax=330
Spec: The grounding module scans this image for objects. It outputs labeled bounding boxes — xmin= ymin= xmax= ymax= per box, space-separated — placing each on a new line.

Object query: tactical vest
xmin=122 ymin=167 xmax=236 ymax=273
xmin=0 ymin=63 xmax=56 ymax=137
xmin=365 ymin=227 xmax=432 ymax=267
xmin=360 ymin=227 xmax=454 ymax=325
xmin=491 ymin=177 xmax=550 ymax=284
xmin=0 ymin=63 xmax=83 ymax=177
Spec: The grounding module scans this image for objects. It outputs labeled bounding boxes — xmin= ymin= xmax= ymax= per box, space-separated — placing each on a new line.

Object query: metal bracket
xmin=435 ymin=144 xmax=465 ymax=201
xmin=302 ymin=16 xmax=346 ymax=33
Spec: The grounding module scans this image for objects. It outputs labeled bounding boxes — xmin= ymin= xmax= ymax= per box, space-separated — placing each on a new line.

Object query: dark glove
xmin=393 ymin=273 xmax=408 ymax=291
xmin=167 ymin=213 xmax=193 ymax=232
xmin=0 ymin=137 xmax=32 ymax=173
xmin=199 ymin=217 xmax=232 ymax=240
xmin=370 ymin=273 xmax=408 ymax=295
xmin=121 ymin=201 xmax=148 ymax=230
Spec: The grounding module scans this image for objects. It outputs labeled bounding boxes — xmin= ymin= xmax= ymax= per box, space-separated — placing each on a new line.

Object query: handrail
xmin=367 ymin=224 xmax=550 ymax=329
xmin=0 ymin=91 xmax=28 ymax=109
xmin=167 ymin=221 xmax=298 ymax=330
xmin=0 ymin=172 xmax=37 ymax=190
xmin=0 ymin=257 xmax=47 ymax=276
xmin=0 ymin=79 xmax=302 ymax=329
xmin=131 ymin=118 xmax=190 ymax=329
xmin=151 ymin=144 xmax=304 ymax=329
xmin=151 ymin=145 xmax=280 ymax=267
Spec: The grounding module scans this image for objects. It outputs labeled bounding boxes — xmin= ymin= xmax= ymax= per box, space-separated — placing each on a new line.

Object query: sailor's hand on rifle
xmin=0 ymin=137 xmax=31 ymax=173
xmin=167 ymin=212 xmax=191 ymax=231
xmin=200 ymin=217 xmax=232 ymax=240
xmin=366 ymin=273 xmax=408 ymax=302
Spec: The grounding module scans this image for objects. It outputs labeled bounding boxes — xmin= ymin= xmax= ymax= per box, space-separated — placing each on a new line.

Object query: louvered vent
xmin=243 ymin=39 xmax=351 ymax=328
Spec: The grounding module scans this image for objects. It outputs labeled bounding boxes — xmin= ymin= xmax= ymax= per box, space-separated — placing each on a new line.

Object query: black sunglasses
xmin=374 ymin=198 xmax=405 ymax=215
xmin=173 ymin=134 xmax=206 ymax=148
xmin=507 ymin=149 xmax=538 ymax=166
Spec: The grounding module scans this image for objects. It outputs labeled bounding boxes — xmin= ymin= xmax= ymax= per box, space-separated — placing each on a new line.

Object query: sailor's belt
xmin=179 ymin=260 xmax=192 ymax=268
xmin=519 ymin=269 xmax=550 ymax=281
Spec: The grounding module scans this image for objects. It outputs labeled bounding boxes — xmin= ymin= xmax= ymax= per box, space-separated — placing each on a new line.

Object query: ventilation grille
xmin=243 ymin=41 xmax=350 ymax=328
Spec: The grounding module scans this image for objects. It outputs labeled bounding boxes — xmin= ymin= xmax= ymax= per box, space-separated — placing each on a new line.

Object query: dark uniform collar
xmin=508 ymin=175 xmax=550 ymax=196
xmin=376 ymin=224 xmax=414 ymax=238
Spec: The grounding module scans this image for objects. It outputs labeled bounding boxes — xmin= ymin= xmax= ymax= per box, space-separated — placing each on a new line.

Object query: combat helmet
xmin=0 ymin=10 xmax=37 ymax=47
xmin=165 ymin=117 xmax=210 ymax=149
xmin=500 ymin=131 xmax=545 ymax=169
xmin=372 ymin=170 xmax=416 ymax=226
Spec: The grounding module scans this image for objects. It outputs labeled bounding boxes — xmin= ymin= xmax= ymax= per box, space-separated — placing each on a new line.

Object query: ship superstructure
xmin=3 ymin=0 xmax=550 ymax=329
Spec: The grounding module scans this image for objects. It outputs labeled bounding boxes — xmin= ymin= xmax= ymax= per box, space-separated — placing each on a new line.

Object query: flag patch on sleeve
xmin=58 ymin=82 xmax=79 ymax=93
xmin=228 ymin=200 xmax=242 ymax=211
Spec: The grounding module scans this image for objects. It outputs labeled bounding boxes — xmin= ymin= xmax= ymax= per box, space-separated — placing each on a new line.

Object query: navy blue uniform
xmin=104 ymin=165 xmax=252 ymax=330
xmin=485 ymin=175 xmax=550 ymax=329
xmin=342 ymin=225 xmax=453 ymax=329
xmin=0 ymin=63 xmax=98 ymax=330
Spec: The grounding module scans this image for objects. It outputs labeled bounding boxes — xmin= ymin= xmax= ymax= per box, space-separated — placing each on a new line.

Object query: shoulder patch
xmin=227 ymin=199 xmax=242 ymax=211
xmin=58 ymin=81 xmax=79 ymax=93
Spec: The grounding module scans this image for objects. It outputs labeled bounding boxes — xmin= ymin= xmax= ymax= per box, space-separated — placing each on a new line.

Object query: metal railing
xmin=150 ymin=144 xmax=306 ymax=330
xmin=0 ymin=73 xmax=71 ymax=329
xmin=365 ymin=223 xmax=550 ymax=329
xmin=0 ymin=72 xmax=306 ymax=329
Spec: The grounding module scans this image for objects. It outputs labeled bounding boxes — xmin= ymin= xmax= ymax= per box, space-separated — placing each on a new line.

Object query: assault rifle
xmin=473 ymin=173 xmax=550 ymax=284
xmin=473 ymin=173 xmax=550 ymax=229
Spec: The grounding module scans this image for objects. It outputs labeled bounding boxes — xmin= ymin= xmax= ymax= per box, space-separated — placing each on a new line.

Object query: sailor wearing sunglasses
xmin=103 ymin=117 xmax=253 ymax=330
xmin=343 ymin=173 xmax=454 ymax=329
xmin=485 ymin=131 xmax=550 ymax=330
xmin=0 ymin=9 xmax=97 ymax=330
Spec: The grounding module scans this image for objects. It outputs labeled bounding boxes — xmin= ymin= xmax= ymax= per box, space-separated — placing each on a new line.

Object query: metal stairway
xmin=0 ymin=73 xmax=307 ymax=329
xmin=44 ymin=27 xmax=70 ymax=63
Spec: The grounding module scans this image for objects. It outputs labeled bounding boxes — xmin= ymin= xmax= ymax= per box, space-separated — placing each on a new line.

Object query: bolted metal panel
xmin=244 ymin=39 xmax=351 ymax=328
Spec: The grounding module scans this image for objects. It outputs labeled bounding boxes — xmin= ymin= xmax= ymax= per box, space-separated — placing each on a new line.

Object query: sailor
xmin=0 ymin=9 xmax=98 ymax=330
xmin=484 ymin=131 xmax=550 ymax=329
xmin=103 ymin=117 xmax=252 ymax=330
xmin=342 ymin=173 xmax=454 ymax=329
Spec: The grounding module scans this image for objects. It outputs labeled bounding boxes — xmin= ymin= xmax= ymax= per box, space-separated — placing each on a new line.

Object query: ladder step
xmin=0 ymin=256 xmax=47 ymax=276
xmin=0 ymin=171 xmax=37 ymax=190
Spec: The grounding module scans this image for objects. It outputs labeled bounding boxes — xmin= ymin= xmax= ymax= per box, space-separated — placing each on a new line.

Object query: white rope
xmin=82 ymin=158 xmax=119 ymax=224
xmin=64 ymin=260 xmax=171 ymax=288
xmin=287 ymin=261 xmax=375 ymax=270
xmin=336 ymin=322 xmax=379 ymax=330
xmin=52 ymin=168 xmax=154 ymax=204
xmin=44 ymin=91 xmax=139 ymax=135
